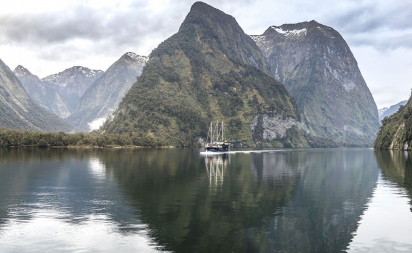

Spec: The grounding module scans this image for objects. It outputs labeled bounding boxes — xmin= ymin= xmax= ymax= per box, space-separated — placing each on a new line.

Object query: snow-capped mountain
xmin=15 ymin=66 xmax=103 ymax=118
xmin=251 ymin=20 xmax=379 ymax=146
xmin=66 ymin=52 xmax=147 ymax=132
xmin=125 ymin=52 xmax=149 ymax=63
xmin=1 ymin=60 xmax=72 ymax=131
xmin=42 ymin=66 xmax=103 ymax=113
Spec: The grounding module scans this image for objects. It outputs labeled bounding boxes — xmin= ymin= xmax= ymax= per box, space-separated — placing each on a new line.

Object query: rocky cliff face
xmin=0 ymin=59 xmax=72 ymax=132
xmin=67 ymin=52 xmax=147 ymax=132
xmin=42 ymin=66 xmax=103 ymax=117
xmin=375 ymin=95 xmax=412 ymax=150
xmin=14 ymin=65 xmax=68 ymax=117
xmin=251 ymin=21 xmax=379 ymax=146
xmin=15 ymin=65 xmax=103 ymax=118
xmin=101 ymin=2 xmax=306 ymax=147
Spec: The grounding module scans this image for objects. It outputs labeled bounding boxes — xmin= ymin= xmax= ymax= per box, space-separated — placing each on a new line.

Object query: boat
xmin=205 ymin=121 xmax=229 ymax=152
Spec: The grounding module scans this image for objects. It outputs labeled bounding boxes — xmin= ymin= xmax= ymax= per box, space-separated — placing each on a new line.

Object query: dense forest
xmin=374 ymin=95 xmax=412 ymax=150
xmin=0 ymin=128 xmax=165 ymax=148
xmin=0 ymin=127 xmax=339 ymax=148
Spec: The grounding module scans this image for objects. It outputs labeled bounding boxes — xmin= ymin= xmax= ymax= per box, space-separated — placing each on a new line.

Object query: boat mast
xmin=216 ymin=121 xmax=221 ymax=142
xmin=221 ymin=120 xmax=224 ymax=142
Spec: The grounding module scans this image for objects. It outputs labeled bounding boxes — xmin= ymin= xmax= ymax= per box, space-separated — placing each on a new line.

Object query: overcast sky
xmin=0 ymin=0 xmax=411 ymax=108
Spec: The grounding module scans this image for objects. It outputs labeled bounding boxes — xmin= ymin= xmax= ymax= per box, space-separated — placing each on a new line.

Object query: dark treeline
xmin=0 ymin=128 xmax=166 ymax=148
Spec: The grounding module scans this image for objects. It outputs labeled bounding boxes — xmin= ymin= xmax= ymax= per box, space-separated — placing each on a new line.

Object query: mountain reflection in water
xmin=99 ymin=148 xmax=378 ymax=252
xmin=1 ymin=148 xmax=411 ymax=252
xmin=348 ymin=150 xmax=412 ymax=252
xmin=0 ymin=148 xmax=163 ymax=253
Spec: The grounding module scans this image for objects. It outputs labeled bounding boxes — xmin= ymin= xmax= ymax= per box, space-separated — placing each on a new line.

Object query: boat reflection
xmin=204 ymin=153 xmax=229 ymax=188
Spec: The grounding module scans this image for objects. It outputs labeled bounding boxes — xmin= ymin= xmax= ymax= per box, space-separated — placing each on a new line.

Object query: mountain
xmin=14 ymin=65 xmax=67 ymax=117
xmin=251 ymin=21 xmax=379 ymax=146
xmin=15 ymin=65 xmax=103 ymax=118
xmin=378 ymin=107 xmax=389 ymax=117
xmin=374 ymin=94 xmax=412 ymax=150
xmin=101 ymin=2 xmax=308 ymax=147
xmin=42 ymin=66 xmax=103 ymax=117
xmin=66 ymin=52 xmax=148 ymax=132
xmin=379 ymin=100 xmax=407 ymax=121
xmin=0 ymin=59 xmax=72 ymax=132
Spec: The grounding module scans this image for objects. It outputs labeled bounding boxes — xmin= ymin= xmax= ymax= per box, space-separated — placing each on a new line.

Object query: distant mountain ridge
xmin=67 ymin=52 xmax=148 ymax=132
xmin=379 ymin=100 xmax=407 ymax=121
xmin=0 ymin=59 xmax=72 ymax=132
xmin=15 ymin=65 xmax=103 ymax=118
xmin=101 ymin=2 xmax=313 ymax=147
xmin=251 ymin=20 xmax=379 ymax=146
xmin=378 ymin=107 xmax=389 ymax=117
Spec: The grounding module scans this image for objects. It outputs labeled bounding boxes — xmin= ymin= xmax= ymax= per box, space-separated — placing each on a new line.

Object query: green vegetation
xmin=0 ymin=128 xmax=167 ymax=148
xmin=374 ymin=96 xmax=412 ymax=150
xmin=100 ymin=2 xmax=308 ymax=147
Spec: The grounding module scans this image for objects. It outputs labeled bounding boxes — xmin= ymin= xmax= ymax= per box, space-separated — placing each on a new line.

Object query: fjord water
xmin=0 ymin=148 xmax=411 ymax=252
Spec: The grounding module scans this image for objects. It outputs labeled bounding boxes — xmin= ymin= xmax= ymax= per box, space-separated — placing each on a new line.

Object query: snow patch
xmin=343 ymin=82 xmax=356 ymax=92
xmin=271 ymin=27 xmax=307 ymax=37
xmin=250 ymin=35 xmax=266 ymax=43
xmin=88 ymin=117 xmax=107 ymax=131
xmin=125 ymin=52 xmax=149 ymax=63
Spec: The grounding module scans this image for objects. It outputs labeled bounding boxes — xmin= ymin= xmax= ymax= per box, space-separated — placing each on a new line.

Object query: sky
xmin=0 ymin=0 xmax=411 ymax=109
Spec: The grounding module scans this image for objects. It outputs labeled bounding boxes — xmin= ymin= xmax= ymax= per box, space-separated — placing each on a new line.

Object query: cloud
xmin=1 ymin=4 xmax=163 ymax=47
xmin=88 ymin=117 xmax=107 ymax=131
xmin=325 ymin=0 xmax=412 ymax=50
xmin=0 ymin=0 xmax=190 ymax=75
xmin=0 ymin=0 xmax=410 ymax=107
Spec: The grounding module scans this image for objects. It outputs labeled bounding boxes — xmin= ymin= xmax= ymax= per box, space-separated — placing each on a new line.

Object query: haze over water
xmin=0 ymin=148 xmax=411 ymax=252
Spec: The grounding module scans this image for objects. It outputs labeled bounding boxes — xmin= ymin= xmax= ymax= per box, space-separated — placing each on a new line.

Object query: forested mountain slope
xmin=375 ymin=94 xmax=412 ymax=150
xmin=101 ymin=2 xmax=310 ymax=147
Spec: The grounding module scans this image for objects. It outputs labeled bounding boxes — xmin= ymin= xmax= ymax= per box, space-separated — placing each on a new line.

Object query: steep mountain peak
xmin=263 ymin=20 xmax=338 ymax=38
xmin=250 ymin=20 xmax=335 ymax=44
xmin=43 ymin=66 xmax=103 ymax=85
xmin=13 ymin=65 xmax=42 ymax=88
xmin=252 ymin=20 xmax=379 ymax=146
xmin=13 ymin=65 xmax=35 ymax=78
xmin=67 ymin=52 xmax=147 ymax=132
xmin=66 ymin=66 xmax=103 ymax=78
xmin=101 ymin=2 xmax=303 ymax=147
xmin=167 ymin=0 xmax=270 ymax=74
xmin=124 ymin=52 xmax=149 ymax=63
xmin=190 ymin=1 xmax=219 ymax=14
xmin=269 ymin=25 xmax=308 ymax=37
xmin=180 ymin=1 xmax=239 ymax=34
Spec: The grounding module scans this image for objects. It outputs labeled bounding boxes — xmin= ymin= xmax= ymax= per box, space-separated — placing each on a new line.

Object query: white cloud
xmin=88 ymin=117 xmax=107 ymax=131
xmin=0 ymin=0 xmax=410 ymax=108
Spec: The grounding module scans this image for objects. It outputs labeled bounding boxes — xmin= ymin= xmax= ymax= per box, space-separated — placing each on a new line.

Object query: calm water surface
xmin=0 ymin=148 xmax=411 ymax=252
